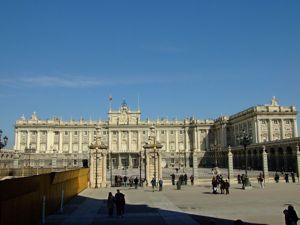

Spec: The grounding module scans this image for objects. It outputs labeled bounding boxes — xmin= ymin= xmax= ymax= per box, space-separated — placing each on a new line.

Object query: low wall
xmin=0 ymin=168 xmax=89 ymax=225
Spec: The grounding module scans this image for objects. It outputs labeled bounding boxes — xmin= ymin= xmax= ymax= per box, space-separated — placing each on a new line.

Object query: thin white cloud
xmin=0 ymin=75 xmax=178 ymax=88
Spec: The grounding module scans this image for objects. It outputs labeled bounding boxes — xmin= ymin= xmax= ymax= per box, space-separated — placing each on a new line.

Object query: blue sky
xmin=0 ymin=1 xmax=300 ymax=147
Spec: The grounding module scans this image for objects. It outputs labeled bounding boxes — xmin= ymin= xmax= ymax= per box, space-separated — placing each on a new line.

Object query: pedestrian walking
xmin=274 ymin=172 xmax=280 ymax=183
xmin=224 ymin=179 xmax=230 ymax=194
xmin=107 ymin=192 xmax=115 ymax=217
xmin=134 ymin=176 xmax=139 ymax=189
xmin=285 ymin=173 xmax=289 ymax=183
xmin=190 ymin=175 xmax=194 ymax=185
xmin=171 ymin=173 xmax=175 ymax=185
xmin=258 ymin=173 xmax=264 ymax=188
xmin=115 ymin=189 xmax=125 ymax=218
xmin=291 ymin=172 xmax=296 ymax=183
xmin=237 ymin=174 xmax=241 ymax=184
xmin=151 ymin=177 xmax=156 ymax=192
xmin=158 ymin=178 xmax=163 ymax=191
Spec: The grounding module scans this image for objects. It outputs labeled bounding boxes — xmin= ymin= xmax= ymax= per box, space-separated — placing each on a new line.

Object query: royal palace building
xmin=13 ymin=97 xmax=298 ymax=171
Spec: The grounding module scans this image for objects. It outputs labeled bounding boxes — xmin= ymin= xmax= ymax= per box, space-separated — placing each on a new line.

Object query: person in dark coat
xmin=107 ymin=192 xmax=115 ymax=217
xmin=288 ymin=205 xmax=299 ymax=225
xmin=171 ymin=173 xmax=175 ymax=185
xmin=115 ymin=189 xmax=125 ymax=217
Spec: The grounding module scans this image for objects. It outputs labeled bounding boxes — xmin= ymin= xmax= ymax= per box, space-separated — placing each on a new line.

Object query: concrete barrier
xmin=0 ymin=168 xmax=89 ymax=225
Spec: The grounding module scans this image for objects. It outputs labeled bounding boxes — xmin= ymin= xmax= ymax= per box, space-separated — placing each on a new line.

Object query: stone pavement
xmin=44 ymin=182 xmax=300 ymax=225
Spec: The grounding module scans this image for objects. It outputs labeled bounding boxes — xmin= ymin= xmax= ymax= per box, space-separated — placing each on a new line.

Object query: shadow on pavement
xmin=45 ymin=193 xmax=267 ymax=225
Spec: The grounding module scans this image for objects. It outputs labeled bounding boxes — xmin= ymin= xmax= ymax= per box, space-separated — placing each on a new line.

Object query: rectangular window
xmin=170 ymin=131 xmax=174 ymax=135
xmin=161 ymin=131 xmax=165 ymax=134
xmin=64 ymin=131 xmax=68 ymax=135
xmin=74 ymin=131 xmax=78 ymax=135
xmin=84 ymin=131 xmax=88 ymax=136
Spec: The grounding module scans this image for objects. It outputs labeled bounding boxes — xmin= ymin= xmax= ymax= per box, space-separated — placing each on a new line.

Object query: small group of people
xmin=107 ymin=189 xmax=126 ymax=218
xmin=170 ymin=173 xmax=194 ymax=186
xmin=283 ymin=205 xmax=299 ymax=225
xmin=274 ymin=171 xmax=297 ymax=183
xmin=151 ymin=177 xmax=163 ymax=191
xmin=211 ymin=174 xmax=230 ymax=194
xmin=114 ymin=175 xmax=127 ymax=187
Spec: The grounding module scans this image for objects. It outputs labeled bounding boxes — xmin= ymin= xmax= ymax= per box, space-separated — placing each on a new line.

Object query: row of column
xmin=255 ymin=119 xmax=298 ymax=142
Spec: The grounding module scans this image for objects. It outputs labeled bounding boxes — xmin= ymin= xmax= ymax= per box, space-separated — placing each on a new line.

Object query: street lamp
xmin=109 ymin=149 xmax=113 ymax=187
xmin=88 ymin=127 xmax=108 ymax=188
xmin=139 ymin=149 xmax=142 ymax=186
xmin=0 ymin=129 xmax=8 ymax=149
xmin=143 ymin=125 xmax=163 ymax=185
xmin=236 ymin=130 xmax=252 ymax=188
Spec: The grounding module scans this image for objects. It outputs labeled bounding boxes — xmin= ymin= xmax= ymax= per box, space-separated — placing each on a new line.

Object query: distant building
xmin=13 ymin=97 xmax=298 ymax=170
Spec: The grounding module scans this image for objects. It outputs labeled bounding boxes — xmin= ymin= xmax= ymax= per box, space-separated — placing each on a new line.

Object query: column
xmin=118 ymin=131 xmax=121 ymax=150
xmin=37 ymin=131 xmax=41 ymax=153
xmin=102 ymin=153 xmax=107 ymax=187
xmin=128 ymin=154 xmax=132 ymax=168
xmin=283 ymin=149 xmax=288 ymax=171
xmin=255 ymin=119 xmax=260 ymax=143
xmin=296 ymin=145 xmax=300 ymax=182
xmin=118 ymin=154 xmax=122 ymax=169
xmin=192 ymin=152 xmax=198 ymax=184
xmin=108 ymin=130 xmax=112 ymax=152
xmin=69 ymin=131 xmax=73 ymax=153
xmin=281 ymin=119 xmax=285 ymax=139
xmin=192 ymin=128 xmax=196 ymax=150
xmin=205 ymin=130 xmax=209 ymax=151
xmin=46 ymin=130 xmax=53 ymax=152
xmin=59 ymin=132 xmax=63 ymax=153
xmin=262 ymin=145 xmax=269 ymax=182
xmin=15 ymin=130 xmax=19 ymax=150
xmin=158 ymin=152 xmax=162 ymax=179
xmin=137 ymin=130 xmax=141 ymax=151
xmin=79 ymin=131 xmax=82 ymax=153
xmin=227 ymin=146 xmax=234 ymax=183
xmin=166 ymin=130 xmax=169 ymax=152
xmin=27 ymin=131 xmax=30 ymax=148
xmin=128 ymin=131 xmax=131 ymax=151
xmin=269 ymin=119 xmax=273 ymax=141
xmin=293 ymin=119 xmax=298 ymax=137
xmin=175 ymin=130 xmax=179 ymax=152
xmin=185 ymin=128 xmax=189 ymax=150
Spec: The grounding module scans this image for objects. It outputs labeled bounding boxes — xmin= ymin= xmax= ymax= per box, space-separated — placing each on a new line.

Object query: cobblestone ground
xmin=45 ymin=181 xmax=300 ymax=225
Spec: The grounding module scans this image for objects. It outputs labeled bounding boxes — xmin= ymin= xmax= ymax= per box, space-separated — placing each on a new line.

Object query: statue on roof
xmin=271 ymin=96 xmax=279 ymax=106
xmin=121 ymin=98 xmax=129 ymax=111
xmin=31 ymin=111 xmax=38 ymax=120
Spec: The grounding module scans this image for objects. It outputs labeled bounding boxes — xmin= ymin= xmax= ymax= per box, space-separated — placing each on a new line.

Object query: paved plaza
xmin=44 ymin=181 xmax=300 ymax=225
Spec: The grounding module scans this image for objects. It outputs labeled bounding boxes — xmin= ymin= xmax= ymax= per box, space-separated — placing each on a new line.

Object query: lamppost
xmin=139 ymin=149 xmax=142 ymax=186
xmin=143 ymin=125 xmax=163 ymax=184
xmin=0 ymin=129 xmax=8 ymax=149
xmin=109 ymin=150 xmax=113 ymax=187
xmin=236 ymin=130 xmax=252 ymax=188
xmin=88 ymin=127 xmax=108 ymax=188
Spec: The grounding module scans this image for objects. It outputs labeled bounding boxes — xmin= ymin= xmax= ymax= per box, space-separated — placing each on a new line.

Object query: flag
xmin=109 ymin=95 xmax=112 ymax=101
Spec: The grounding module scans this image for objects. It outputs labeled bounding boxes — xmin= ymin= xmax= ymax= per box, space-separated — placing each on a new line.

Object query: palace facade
xmin=13 ymin=97 xmax=298 ymax=170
